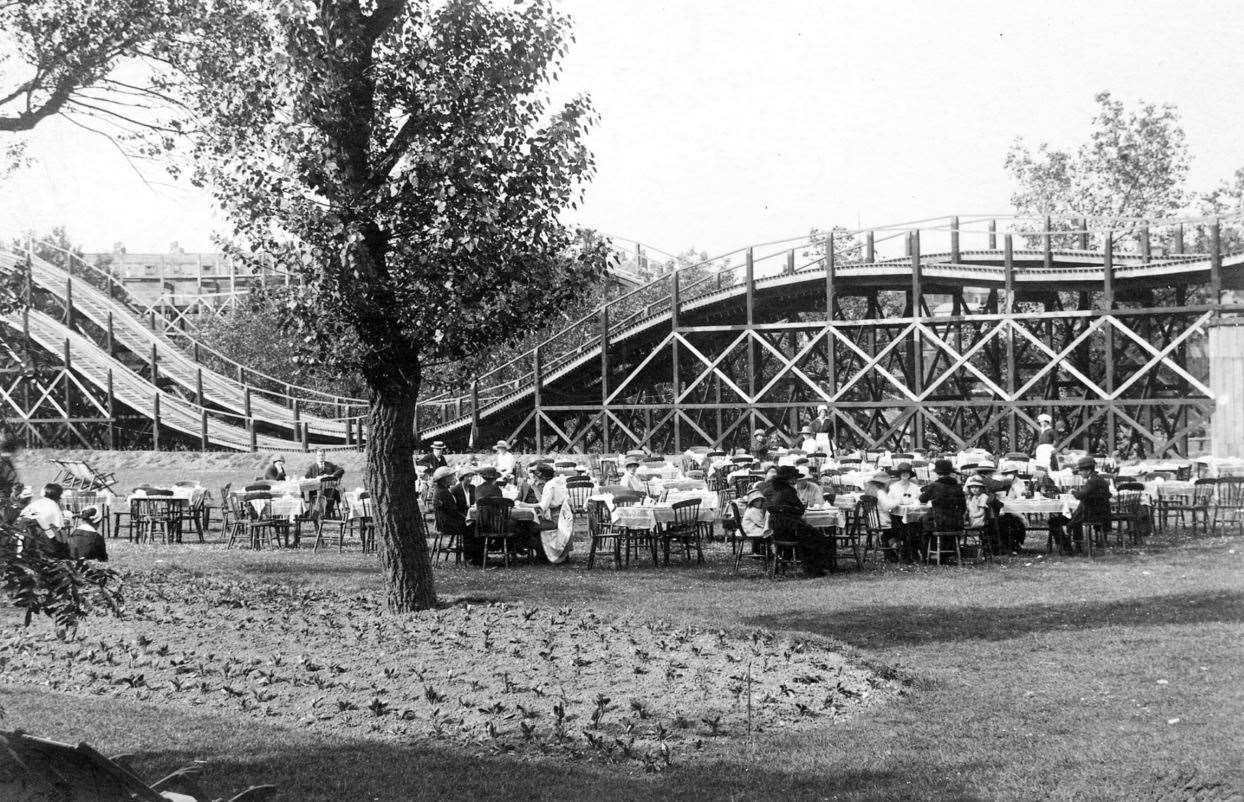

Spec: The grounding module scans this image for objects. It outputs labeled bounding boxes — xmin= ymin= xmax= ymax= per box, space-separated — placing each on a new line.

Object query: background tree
xmin=0 ymin=0 xmax=190 ymax=171
xmin=1004 ymin=91 xmax=1190 ymax=248
xmin=169 ymin=0 xmax=608 ymax=611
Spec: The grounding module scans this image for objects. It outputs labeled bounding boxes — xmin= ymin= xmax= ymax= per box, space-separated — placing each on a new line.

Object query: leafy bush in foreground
xmin=0 ymin=522 xmax=123 ymax=637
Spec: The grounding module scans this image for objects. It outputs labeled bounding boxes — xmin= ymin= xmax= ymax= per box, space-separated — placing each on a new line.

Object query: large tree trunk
xmin=366 ymin=380 xmax=437 ymax=611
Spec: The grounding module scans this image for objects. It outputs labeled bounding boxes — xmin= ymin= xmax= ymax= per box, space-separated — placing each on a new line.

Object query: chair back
xmin=1193 ymin=478 xmax=1216 ymax=504
xmin=1217 ymin=477 xmax=1244 ymax=506
xmin=1111 ymin=490 xmax=1143 ymax=516
xmin=586 ymin=498 xmax=610 ymax=535
xmin=476 ymin=496 xmax=514 ymax=536
xmin=670 ymin=498 xmax=701 ymax=530
xmin=244 ymin=482 xmax=271 ymax=492
xmin=0 ymin=731 xmax=167 ymax=802
xmin=566 ymin=483 xmax=593 ymax=514
xmin=1116 ymin=481 xmax=1145 ymax=491
xmin=731 ymin=475 xmax=753 ymax=498
xmin=611 ymin=491 xmax=642 ymax=507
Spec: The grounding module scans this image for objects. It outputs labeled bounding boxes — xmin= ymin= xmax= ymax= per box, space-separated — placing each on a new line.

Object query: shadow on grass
xmin=746 ymin=589 xmax=1244 ymax=649
xmin=1 ymin=685 xmax=976 ymax=802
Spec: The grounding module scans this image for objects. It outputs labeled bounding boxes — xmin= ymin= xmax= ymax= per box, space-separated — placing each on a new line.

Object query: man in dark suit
xmin=304 ymin=449 xmax=345 ymax=482
xmin=452 ymin=467 xmax=476 ymax=512
xmin=1049 ymin=456 xmax=1111 ymax=554
xmin=417 ymin=441 xmax=448 ymax=472
xmin=919 ymin=458 xmax=966 ymax=532
xmin=263 ymin=455 xmax=288 ymax=481
xmin=762 ymin=465 xmax=832 ymax=576
xmin=432 ymin=466 xmax=479 ymax=565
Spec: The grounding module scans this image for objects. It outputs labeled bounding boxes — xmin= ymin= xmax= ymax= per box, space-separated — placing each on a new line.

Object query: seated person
xmin=417 ymin=441 xmax=448 ymax=472
xmin=18 ymin=483 xmax=65 ymax=555
xmin=432 ymin=466 xmax=477 ymax=564
xmin=63 ymin=506 xmax=108 ymax=561
xmin=795 ymin=476 xmax=823 ymax=508
xmin=739 ymin=491 xmax=769 ymax=548
xmin=919 ymin=459 xmax=966 ymax=533
xmin=263 ymin=454 xmax=288 ymax=481
xmin=762 ymin=465 xmax=832 ymax=576
xmin=964 ymin=476 xmax=988 ymax=529
xmin=305 ymin=448 xmax=346 ymax=514
xmin=1049 ymin=456 xmax=1111 ymax=555
xmin=491 ymin=440 xmax=517 ymax=477
xmin=475 ymin=466 xmax=503 ymax=501
xmin=618 ymin=458 xmax=648 ymax=494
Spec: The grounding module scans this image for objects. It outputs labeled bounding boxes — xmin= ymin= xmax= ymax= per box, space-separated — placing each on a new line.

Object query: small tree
xmin=169 ymin=0 xmax=608 ymax=611
xmin=1004 ymin=91 xmax=1190 ymax=247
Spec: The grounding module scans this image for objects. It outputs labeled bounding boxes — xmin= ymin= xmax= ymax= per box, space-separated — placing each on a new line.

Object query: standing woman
xmin=0 ymin=434 xmax=19 ymax=524
xmin=1034 ymin=413 xmax=1057 ymax=473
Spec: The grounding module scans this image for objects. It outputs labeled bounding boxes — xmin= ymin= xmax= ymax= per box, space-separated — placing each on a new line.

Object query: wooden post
xmin=248 ymin=417 xmax=257 ymax=452
xmin=62 ymin=339 xmax=72 ymax=417
xmin=784 ymin=249 xmax=795 ymax=275
xmin=106 ymin=312 xmax=114 ymax=356
xmin=1077 ymin=219 xmax=1089 ymax=251
xmin=196 ymin=253 xmax=203 ymax=295
xmin=150 ymin=343 xmax=159 ymax=385
xmin=533 ymin=344 xmax=544 ymax=451
xmin=192 ymin=340 xmax=200 ymax=363
xmin=745 ymin=248 xmax=756 ymax=434
xmin=301 ymin=421 xmax=309 ymax=452
xmin=1174 ymin=224 xmax=1185 ymax=254
xmin=599 ymin=307 xmax=610 ymax=451
xmin=106 ymin=369 xmax=115 ymax=449
xmin=244 ymin=386 xmax=252 ymax=420
xmin=195 ymin=367 xmax=204 ymax=406
xmin=866 ymin=231 xmax=875 ymax=263
xmin=1211 ymin=219 xmax=1222 ymax=307
xmin=200 ymin=409 xmax=209 ymax=451
xmin=1004 ymin=234 xmax=1017 ymax=448
xmin=152 ymin=393 xmax=161 ymax=451
xmin=825 ymin=234 xmax=836 ymax=321
xmin=470 ymin=378 xmax=481 ymax=449
xmin=950 ymin=215 xmax=960 ymax=263
xmin=988 ymin=220 xmax=997 ymax=250
xmin=1043 ymin=215 xmax=1052 ymax=270
xmin=1139 ymin=227 xmax=1151 ymax=263
xmin=1103 ymin=232 xmax=1116 ymax=456
xmin=65 ymin=276 xmax=73 ymax=326
xmin=671 ymin=270 xmax=682 ymax=452
xmin=910 ymin=230 xmax=923 ymax=450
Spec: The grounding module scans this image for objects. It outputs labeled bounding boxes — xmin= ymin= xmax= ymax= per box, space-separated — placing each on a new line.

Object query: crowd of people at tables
xmin=406 ymin=408 xmax=1123 ymax=576
xmin=0 ymin=434 xmax=107 ymax=560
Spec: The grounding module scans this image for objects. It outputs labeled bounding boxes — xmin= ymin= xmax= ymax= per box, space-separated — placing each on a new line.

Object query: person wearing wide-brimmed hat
xmin=974 ymin=460 xmax=1024 ymax=553
xmin=810 ymin=405 xmax=835 ymax=456
xmin=263 ymin=454 xmax=288 ymax=481
xmin=474 ymin=466 xmax=503 ymax=501
xmin=797 ymin=425 xmax=819 ymax=454
xmin=749 ymin=428 xmax=772 ymax=463
xmin=491 ymin=440 xmax=516 ymax=477
xmin=618 ymin=456 xmax=647 ymax=495
xmin=761 ymin=464 xmax=833 ymax=576
xmin=432 ymin=466 xmax=479 ymax=564
xmin=1048 ymin=456 xmax=1111 ymax=555
xmin=918 ymin=459 xmax=966 ymax=546
xmin=417 ymin=441 xmax=449 ymax=472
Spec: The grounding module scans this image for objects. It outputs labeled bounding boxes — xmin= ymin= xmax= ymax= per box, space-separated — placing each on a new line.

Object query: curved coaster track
xmin=1 ymin=215 xmax=1242 ymax=455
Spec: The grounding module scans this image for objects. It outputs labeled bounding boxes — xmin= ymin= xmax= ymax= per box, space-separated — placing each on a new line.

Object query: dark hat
xmin=78 ymin=506 xmax=101 ymax=525
xmin=933 ymin=459 xmax=955 ymax=475
xmin=1075 ymin=456 xmax=1096 ymax=471
xmin=478 ymin=466 xmax=500 ymax=480
xmin=731 ymin=455 xmax=754 ymax=464
xmin=773 ymin=465 xmax=801 ymax=482
xmin=534 ymin=464 xmax=555 ymax=480
xmin=706 ymin=450 xmax=727 ymax=458
xmin=890 ymin=461 xmax=914 ymax=477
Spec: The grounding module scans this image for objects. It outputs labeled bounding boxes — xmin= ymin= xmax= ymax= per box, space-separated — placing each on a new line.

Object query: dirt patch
xmin=0 ymin=569 xmax=893 ymax=770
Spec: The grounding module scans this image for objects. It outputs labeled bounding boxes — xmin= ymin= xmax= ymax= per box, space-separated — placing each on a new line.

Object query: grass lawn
xmin=1 ymin=524 xmax=1242 ymax=800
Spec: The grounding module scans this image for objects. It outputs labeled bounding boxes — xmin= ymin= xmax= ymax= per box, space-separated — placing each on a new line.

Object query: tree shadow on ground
xmin=0 ymin=685 xmax=978 ymax=802
xmin=745 ymin=589 xmax=1244 ymax=649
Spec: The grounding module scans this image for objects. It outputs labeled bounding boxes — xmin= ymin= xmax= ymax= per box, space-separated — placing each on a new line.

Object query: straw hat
xmin=431 ymin=441 xmax=446 ymax=450
xmin=1075 ymin=456 xmax=1096 ymax=471
xmin=432 ymin=466 xmax=456 ymax=483
xmin=493 ymin=440 xmax=510 ymax=451
xmin=1037 ymin=413 xmax=1053 ymax=425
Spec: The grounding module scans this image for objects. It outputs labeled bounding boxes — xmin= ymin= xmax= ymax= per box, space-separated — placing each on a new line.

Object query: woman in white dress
xmin=536 ymin=472 xmax=574 ymax=563
xmin=1034 ymin=414 xmax=1057 ymax=473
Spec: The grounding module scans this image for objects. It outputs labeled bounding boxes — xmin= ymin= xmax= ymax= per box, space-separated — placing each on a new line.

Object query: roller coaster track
xmin=3 ymin=214 xmax=1242 ymax=454
xmin=1 ymin=307 xmax=301 ymax=450
xmin=414 ymin=214 xmax=1244 ymax=455
xmin=0 ymin=249 xmax=361 ymax=449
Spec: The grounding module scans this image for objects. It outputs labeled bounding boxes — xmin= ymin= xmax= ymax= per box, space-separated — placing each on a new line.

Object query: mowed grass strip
xmin=2 ymin=531 xmax=1241 ymax=800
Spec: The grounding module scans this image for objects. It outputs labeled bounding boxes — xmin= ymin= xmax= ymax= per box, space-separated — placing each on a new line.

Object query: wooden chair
xmin=1110 ymin=487 xmax=1146 ymax=546
xmin=0 ymin=729 xmax=275 ymax=801
xmin=729 ymin=500 xmax=773 ymax=574
xmin=311 ymin=492 xmax=350 ymax=552
xmin=766 ymin=514 xmax=804 ymax=577
xmin=431 ymin=507 xmax=464 ymax=565
xmin=565 ymin=482 xmax=593 ymax=537
xmin=586 ymin=498 xmax=623 ymax=569
xmin=1212 ymin=477 xmax=1244 ymax=534
xmin=131 ymin=497 xmax=182 ymax=545
xmin=924 ymin=529 xmax=965 ymax=566
xmin=236 ymin=493 xmax=289 ymax=549
xmin=477 ymin=496 xmax=518 ymax=569
xmin=660 ymin=498 xmax=703 ymax=565
xmin=1157 ymin=478 xmax=1215 ymax=535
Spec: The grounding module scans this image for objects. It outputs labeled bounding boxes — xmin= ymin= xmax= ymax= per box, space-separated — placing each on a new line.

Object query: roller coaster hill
xmin=2 ymin=214 xmax=1243 ymax=458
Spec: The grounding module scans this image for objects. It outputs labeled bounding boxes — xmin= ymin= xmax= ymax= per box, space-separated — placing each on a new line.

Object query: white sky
xmin=1 ymin=0 xmax=1242 ymax=255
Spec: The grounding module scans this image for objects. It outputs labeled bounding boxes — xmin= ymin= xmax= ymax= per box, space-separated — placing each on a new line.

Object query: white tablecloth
xmin=128 ymin=486 xmax=205 ymax=506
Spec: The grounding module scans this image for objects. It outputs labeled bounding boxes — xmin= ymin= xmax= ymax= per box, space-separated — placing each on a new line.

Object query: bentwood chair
xmin=1213 ymin=477 xmax=1244 ymax=534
